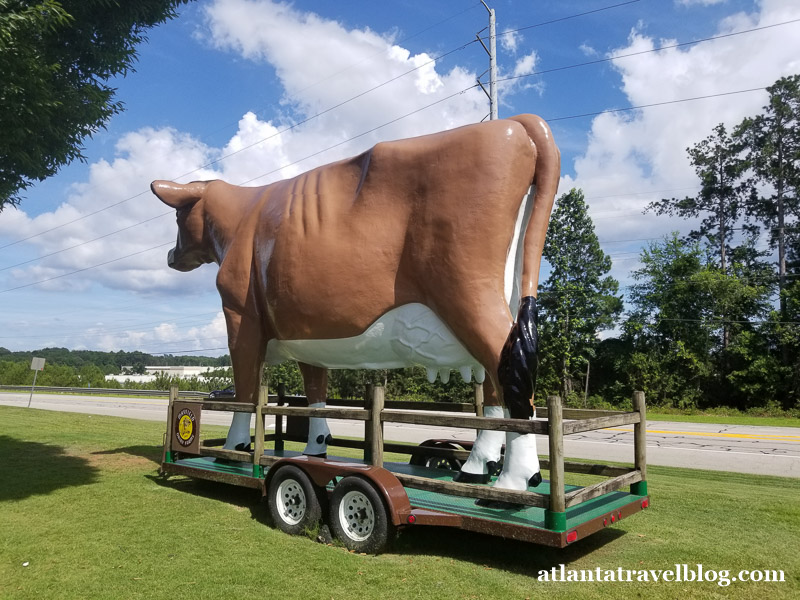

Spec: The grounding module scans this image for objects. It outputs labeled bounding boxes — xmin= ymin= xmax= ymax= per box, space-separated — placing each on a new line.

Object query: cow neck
xmin=203 ymin=193 xmax=253 ymax=265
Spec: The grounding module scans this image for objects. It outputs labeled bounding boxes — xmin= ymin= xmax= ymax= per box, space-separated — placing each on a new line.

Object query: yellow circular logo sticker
xmin=175 ymin=408 xmax=197 ymax=447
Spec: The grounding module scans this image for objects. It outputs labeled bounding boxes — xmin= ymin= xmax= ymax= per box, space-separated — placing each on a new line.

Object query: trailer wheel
xmin=409 ymin=441 xmax=463 ymax=472
xmin=329 ymin=476 xmax=394 ymax=554
xmin=267 ymin=465 xmax=322 ymax=536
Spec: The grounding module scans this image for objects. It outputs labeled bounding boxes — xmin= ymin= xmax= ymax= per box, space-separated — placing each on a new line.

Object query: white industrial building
xmin=105 ymin=366 xmax=223 ymax=384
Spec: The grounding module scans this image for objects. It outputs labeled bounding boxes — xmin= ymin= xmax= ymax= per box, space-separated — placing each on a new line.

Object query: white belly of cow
xmin=265 ymin=303 xmax=485 ymax=383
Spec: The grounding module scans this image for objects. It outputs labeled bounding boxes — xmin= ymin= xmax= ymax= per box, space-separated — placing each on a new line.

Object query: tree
xmin=0 ymin=0 xmax=191 ymax=210
xmin=622 ymin=234 xmax=772 ymax=409
xmin=647 ymin=123 xmax=748 ymax=274
xmin=646 ymin=123 xmax=750 ymax=350
xmin=538 ymin=188 xmax=622 ymax=402
xmin=623 ymin=235 xmax=713 ymax=407
xmin=737 ymin=75 xmax=800 ymax=322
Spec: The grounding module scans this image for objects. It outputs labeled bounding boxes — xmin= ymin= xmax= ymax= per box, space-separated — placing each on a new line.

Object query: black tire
xmin=267 ymin=465 xmax=323 ymax=536
xmin=409 ymin=441 xmax=463 ymax=472
xmin=423 ymin=455 xmax=463 ymax=471
xmin=329 ymin=476 xmax=394 ymax=554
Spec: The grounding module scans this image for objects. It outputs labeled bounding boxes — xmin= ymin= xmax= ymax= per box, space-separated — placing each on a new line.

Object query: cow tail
xmin=498 ymin=114 xmax=560 ymax=419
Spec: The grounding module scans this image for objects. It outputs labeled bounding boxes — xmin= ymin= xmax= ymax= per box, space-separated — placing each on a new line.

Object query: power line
xmin=546 ymin=87 xmax=767 ymax=123
xmin=0 ymin=242 xmax=173 ymax=294
xmin=0 ymin=211 xmax=172 ymax=272
xmin=498 ymin=17 xmax=800 ymax=86
xmin=492 ymin=0 xmax=641 ymax=38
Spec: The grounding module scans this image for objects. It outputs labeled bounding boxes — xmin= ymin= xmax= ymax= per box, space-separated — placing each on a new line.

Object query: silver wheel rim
xmin=276 ymin=478 xmax=307 ymax=525
xmin=338 ymin=490 xmax=375 ymax=542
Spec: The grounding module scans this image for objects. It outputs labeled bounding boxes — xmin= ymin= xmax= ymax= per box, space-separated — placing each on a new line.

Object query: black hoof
xmin=452 ymin=471 xmax=490 ymax=484
xmin=475 ymin=498 xmax=524 ymax=510
xmin=303 ymin=452 xmax=327 ymax=459
xmin=234 ymin=442 xmax=253 ymax=453
xmin=529 ymin=471 xmax=542 ymax=487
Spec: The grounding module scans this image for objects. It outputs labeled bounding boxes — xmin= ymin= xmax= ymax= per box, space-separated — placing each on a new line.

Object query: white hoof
xmin=493 ymin=430 xmax=541 ymax=491
xmin=455 ymin=406 xmax=507 ymax=481
xmin=223 ymin=412 xmax=253 ymax=450
xmin=303 ymin=402 xmax=332 ymax=456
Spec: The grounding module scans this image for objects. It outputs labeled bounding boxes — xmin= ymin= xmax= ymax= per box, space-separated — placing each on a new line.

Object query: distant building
xmin=105 ymin=366 xmax=223 ymax=384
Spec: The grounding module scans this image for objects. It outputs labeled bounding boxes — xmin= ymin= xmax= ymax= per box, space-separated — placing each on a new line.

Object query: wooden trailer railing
xmin=163 ymin=385 xmax=648 ymax=533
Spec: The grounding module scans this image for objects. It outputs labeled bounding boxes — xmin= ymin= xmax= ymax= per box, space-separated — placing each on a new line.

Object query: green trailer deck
xmin=166 ymin=450 xmax=649 ymax=547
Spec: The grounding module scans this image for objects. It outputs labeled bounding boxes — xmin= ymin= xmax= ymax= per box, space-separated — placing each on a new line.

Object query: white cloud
xmin=500 ymin=29 xmax=522 ymax=54
xmin=566 ymin=0 xmax=800 ymax=258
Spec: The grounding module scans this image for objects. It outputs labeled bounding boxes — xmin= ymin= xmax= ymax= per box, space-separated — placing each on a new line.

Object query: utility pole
xmin=477 ymin=1 xmax=498 ymax=120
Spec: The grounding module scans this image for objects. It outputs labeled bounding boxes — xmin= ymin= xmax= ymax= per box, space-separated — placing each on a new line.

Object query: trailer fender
xmin=265 ymin=456 xmax=412 ymax=526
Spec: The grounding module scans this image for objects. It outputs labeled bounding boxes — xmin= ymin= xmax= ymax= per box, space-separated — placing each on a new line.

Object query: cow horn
xmin=150 ymin=180 xmax=207 ymax=209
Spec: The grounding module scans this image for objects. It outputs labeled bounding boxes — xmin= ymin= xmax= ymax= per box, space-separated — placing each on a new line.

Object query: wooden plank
xmin=261 ymin=406 xmax=370 ymax=421
xmin=281 ymin=395 xmax=477 ymax=413
xmin=161 ymin=386 xmax=178 ymax=467
xmin=176 ymin=400 xmax=256 ymax=413
xmin=473 ymin=383 xmax=484 ymax=417
xmin=274 ymin=383 xmax=285 ymax=452
xmin=562 ymin=411 xmax=641 ymax=435
xmin=380 ymin=410 xmax=548 ymax=434
xmin=547 ymin=395 xmax=565 ymax=514
xmin=254 ymin=386 xmax=267 ymax=467
xmin=538 ymin=407 xmax=633 ymax=420
xmin=199 ymin=447 xmax=253 ymax=462
xmin=561 ymin=461 xmax=635 ymax=478
xmin=370 ymin=386 xmax=385 ymax=467
xmin=394 ymin=472 xmax=549 ymax=508
xmin=633 ymin=391 xmax=647 ymax=481
xmin=564 ymin=470 xmax=643 ymax=507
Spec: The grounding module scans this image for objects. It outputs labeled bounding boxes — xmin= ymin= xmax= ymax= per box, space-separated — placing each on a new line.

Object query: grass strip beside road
xmin=1 ymin=405 xmax=799 ymax=600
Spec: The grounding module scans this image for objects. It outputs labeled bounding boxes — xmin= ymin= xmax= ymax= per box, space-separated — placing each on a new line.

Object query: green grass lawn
xmin=1 ymin=405 xmax=799 ymax=599
xmin=647 ymin=412 xmax=800 ymax=428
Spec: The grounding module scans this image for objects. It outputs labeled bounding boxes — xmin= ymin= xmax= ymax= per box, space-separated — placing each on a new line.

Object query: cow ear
xmin=150 ymin=180 xmax=207 ymax=209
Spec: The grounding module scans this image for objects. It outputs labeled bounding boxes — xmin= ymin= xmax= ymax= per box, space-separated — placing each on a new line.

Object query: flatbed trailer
xmin=160 ymin=386 xmax=650 ymax=553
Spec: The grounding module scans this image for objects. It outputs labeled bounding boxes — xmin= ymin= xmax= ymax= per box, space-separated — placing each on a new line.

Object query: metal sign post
xmin=28 ymin=357 xmax=45 ymax=408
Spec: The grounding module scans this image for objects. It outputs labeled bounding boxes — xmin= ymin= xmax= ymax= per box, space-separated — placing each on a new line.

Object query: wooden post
xmin=473 ymin=382 xmax=484 ymax=417
xmin=631 ymin=390 xmax=648 ymax=496
xmin=368 ymin=385 xmax=384 ymax=467
xmin=545 ymin=394 xmax=566 ymax=531
xmin=162 ymin=385 xmax=179 ymax=467
xmin=274 ymin=383 xmax=285 ymax=453
xmin=253 ymin=385 xmax=267 ymax=477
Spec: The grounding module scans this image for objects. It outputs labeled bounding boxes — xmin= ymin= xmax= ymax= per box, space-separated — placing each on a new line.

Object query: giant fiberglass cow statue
xmin=152 ymin=114 xmax=560 ymax=495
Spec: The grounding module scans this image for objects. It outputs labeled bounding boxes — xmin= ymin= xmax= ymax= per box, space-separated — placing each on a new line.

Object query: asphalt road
xmin=2 ymin=392 xmax=799 ymax=478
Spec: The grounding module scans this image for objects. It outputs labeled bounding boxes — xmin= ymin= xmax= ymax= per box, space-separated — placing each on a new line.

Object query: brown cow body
xmin=153 ymin=114 xmax=560 ymax=491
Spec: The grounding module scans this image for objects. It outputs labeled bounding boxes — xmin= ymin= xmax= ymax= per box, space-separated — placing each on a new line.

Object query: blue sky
xmin=1 ymin=0 xmax=799 ymax=356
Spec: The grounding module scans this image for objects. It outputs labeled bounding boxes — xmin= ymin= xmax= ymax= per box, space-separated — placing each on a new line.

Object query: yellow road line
xmin=604 ymin=427 xmax=800 ymax=442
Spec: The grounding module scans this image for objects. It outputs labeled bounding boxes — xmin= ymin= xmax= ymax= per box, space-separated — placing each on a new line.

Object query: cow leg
xmin=454 ymin=382 xmax=507 ymax=483
xmin=222 ymin=308 xmax=267 ymax=452
xmin=298 ymin=362 xmax=332 ymax=457
xmin=490 ymin=296 xmax=542 ymax=494
xmin=444 ymin=295 xmax=541 ymax=492
xmin=442 ymin=301 xmax=512 ymax=484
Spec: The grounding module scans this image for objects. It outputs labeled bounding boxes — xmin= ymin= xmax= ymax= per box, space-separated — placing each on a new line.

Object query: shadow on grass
xmin=92 ymin=444 xmax=163 ymax=465
xmin=146 ymin=473 xmax=264 ymax=511
xmin=0 ymin=435 xmax=101 ymax=502
xmin=393 ymin=522 xmax=626 ymax=576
